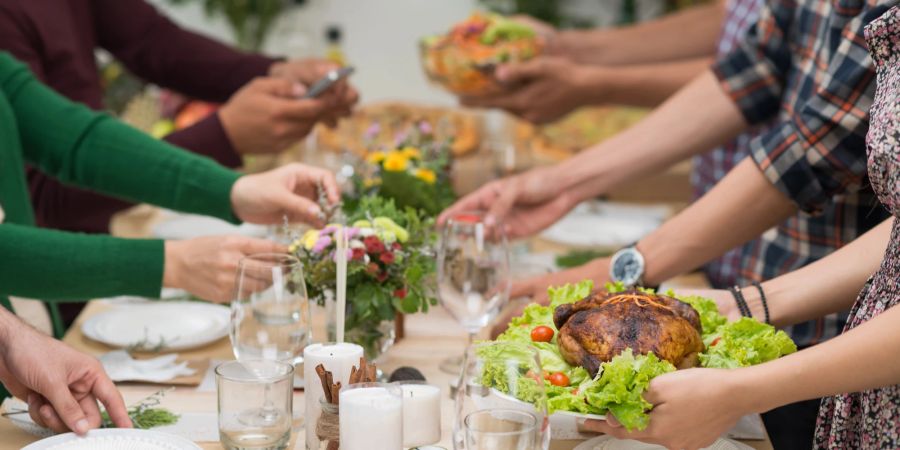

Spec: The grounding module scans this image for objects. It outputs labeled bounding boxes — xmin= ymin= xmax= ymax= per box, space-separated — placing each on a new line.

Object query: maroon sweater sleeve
xmin=92 ymin=0 xmax=277 ymax=102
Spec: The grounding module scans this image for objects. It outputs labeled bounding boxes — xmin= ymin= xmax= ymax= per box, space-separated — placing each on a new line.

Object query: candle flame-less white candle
xmin=398 ymin=383 xmax=441 ymax=447
xmin=335 ymin=228 xmax=348 ymax=343
xmin=339 ymin=386 xmax=403 ymax=450
xmin=303 ymin=342 xmax=363 ymax=450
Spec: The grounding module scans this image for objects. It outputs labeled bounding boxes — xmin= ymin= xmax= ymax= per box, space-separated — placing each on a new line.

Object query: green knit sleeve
xmin=0 ymin=53 xmax=240 ymax=222
xmin=0 ymin=223 xmax=164 ymax=300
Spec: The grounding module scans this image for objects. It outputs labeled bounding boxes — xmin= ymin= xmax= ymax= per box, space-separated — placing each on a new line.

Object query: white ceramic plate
xmin=540 ymin=202 xmax=668 ymax=248
xmin=152 ymin=212 xmax=268 ymax=240
xmin=22 ymin=428 xmax=201 ymax=450
xmin=574 ymin=435 xmax=754 ymax=450
xmin=82 ymin=302 xmax=230 ymax=351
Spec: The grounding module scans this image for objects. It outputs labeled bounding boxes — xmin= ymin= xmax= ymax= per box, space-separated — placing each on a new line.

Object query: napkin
xmin=99 ymin=350 xmax=196 ymax=383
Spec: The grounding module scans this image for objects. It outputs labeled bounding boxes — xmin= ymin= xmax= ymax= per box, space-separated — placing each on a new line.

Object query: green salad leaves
xmin=479 ymin=281 xmax=798 ymax=432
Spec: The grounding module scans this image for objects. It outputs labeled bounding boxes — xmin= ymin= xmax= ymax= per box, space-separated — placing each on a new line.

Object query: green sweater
xmin=0 ymin=52 xmax=241 ymax=314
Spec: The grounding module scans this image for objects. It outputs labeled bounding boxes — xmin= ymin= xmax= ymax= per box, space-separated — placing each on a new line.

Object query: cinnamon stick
xmin=315 ymin=364 xmax=331 ymax=401
xmin=366 ymin=365 xmax=377 ymax=382
xmin=349 ymin=366 xmax=359 ymax=385
xmin=332 ymin=382 xmax=342 ymax=406
xmin=358 ymin=357 xmax=367 ymax=381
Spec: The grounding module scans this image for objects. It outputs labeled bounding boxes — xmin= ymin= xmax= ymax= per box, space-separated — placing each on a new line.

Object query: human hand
xmin=582 ymin=368 xmax=746 ymax=450
xmin=512 ymin=258 xmax=610 ymax=305
xmin=230 ymin=163 xmax=340 ymax=227
xmin=437 ymin=166 xmax=577 ymax=240
xmin=0 ymin=311 xmax=131 ymax=434
xmin=163 ymin=236 xmax=286 ymax=303
xmin=269 ymin=58 xmax=359 ymax=125
xmin=218 ymin=77 xmax=334 ymax=155
xmin=460 ymin=56 xmax=590 ymax=124
xmin=677 ymin=288 xmax=741 ymax=321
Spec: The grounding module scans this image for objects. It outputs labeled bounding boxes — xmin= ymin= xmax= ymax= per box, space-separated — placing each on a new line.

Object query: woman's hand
xmin=676 ymin=288 xmax=741 ymax=321
xmin=230 ymin=163 xmax=340 ymax=227
xmin=268 ymin=58 xmax=359 ymax=126
xmin=438 ymin=166 xmax=578 ymax=239
xmin=163 ymin=236 xmax=286 ymax=303
xmin=582 ymin=368 xmax=747 ymax=450
xmin=0 ymin=311 xmax=131 ymax=434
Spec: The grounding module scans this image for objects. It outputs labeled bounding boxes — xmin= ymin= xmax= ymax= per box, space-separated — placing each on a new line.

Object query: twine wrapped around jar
xmin=316 ymin=399 xmax=340 ymax=450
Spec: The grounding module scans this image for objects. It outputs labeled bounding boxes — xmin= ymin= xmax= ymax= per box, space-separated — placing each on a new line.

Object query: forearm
xmin=639 ymin=159 xmax=797 ymax=286
xmin=0 ymin=224 xmax=164 ymax=301
xmin=738 ymin=219 xmax=894 ymax=328
xmin=579 ymin=57 xmax=713 ymax=108
xmin=162 ymin=113 xmax=243 ymax=168
xmin=557 ymin=0 xmax=724 ymax=65
xmin=735 ymin=303 xmax=900 ymax=413
xmin=555 ymin=70 xmax=746 ymax=199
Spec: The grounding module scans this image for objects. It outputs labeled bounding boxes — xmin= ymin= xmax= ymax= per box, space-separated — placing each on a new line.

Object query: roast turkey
xmin=554 ymin=289 xmax=703 ymax=375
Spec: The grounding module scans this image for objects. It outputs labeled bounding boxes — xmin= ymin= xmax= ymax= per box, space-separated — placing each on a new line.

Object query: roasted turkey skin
xmin=554 ymin=289 xmax=703 ymax=375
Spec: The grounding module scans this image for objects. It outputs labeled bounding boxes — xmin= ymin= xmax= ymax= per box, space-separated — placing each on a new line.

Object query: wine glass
xmin=438 ymin=211 xmax=511 ymax=374
xmin=454 ymin=342 xmax=550 ymax=450
xmin=230 ymin=253 xmax=310 ymax=365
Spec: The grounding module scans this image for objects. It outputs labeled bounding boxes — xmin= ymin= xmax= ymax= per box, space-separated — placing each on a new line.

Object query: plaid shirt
xmin=698 ymin=0 xmax=894 ymax=347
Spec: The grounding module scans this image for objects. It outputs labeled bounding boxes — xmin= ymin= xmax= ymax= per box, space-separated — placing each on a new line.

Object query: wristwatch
xmin=609 ymin=244 xmax=646 ymax=287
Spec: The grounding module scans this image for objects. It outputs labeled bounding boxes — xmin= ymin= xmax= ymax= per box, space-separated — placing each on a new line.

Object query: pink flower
xmin=365 ymin=122 xmax=381 ymax=140
xmin=312 ymin=236 xmax=333 ymax=254
xmin=418 ymin=121 xmax=433 ymax=135
xmin=379 ymin=252 xmax=395 ymax=265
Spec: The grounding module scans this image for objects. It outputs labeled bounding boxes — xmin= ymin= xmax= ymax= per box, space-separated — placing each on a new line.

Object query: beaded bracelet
xmin=728 ymin=285 xmax=752 ymax=317
xmin=751 ymin=281 xmax=771 ymax=324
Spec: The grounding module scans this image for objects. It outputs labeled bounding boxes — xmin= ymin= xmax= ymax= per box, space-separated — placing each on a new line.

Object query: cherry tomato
xmin=710 ymin=337 xmax=722 ymax=347
xmin=530 ymin=326 xmax=554 ymax=343
xmin=548 ymin=372 xmax=570 ymax=387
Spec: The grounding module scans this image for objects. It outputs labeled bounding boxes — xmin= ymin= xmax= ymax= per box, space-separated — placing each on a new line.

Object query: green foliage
xmin=166 ymin=0 xmax=290 ymax=50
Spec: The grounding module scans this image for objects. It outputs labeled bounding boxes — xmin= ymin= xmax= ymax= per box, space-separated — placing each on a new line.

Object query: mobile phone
xmin=302 ymin=66 xmax=355 ymax=99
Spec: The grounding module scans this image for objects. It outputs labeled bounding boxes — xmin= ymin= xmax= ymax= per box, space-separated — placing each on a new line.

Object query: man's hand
xmin=0 ymin=311 xmax=131 ymax=434
xmin=438 ymin=166 xmax=578 ymax=240
xmin=230 ymin=163 xmax=340 ymax=227
xmin=163 ymin=236 xmax=286 ymax=303
xmin=218 ymin=77 xmax=335 ymax=155
xmin=460 ymin=57 xmax=592 ymax=124
xmin=269 ymin=58 xmax=359 ymax=125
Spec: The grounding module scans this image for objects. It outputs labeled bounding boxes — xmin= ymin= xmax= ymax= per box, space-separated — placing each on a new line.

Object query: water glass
xmin=464 ymin=409 xmax=536 ymax=450
xmin=216 ymin=360 xmax=294 ymax=450
xmin=339 ymin=382 xmax=404 ymax=450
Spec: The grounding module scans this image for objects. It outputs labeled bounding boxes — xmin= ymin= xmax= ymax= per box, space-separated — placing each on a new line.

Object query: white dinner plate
xmin=540 ymin=202 xmax=668 ymax=248
xmin=152 ymin=211 xmax=268 ymax=240
xmin=22 ymin=428 xmax=201 ymax=450
xmin=574 ymin=435 xmax=753 ymax=450
xmin=82 ymin=302 xmax=230 ymax=351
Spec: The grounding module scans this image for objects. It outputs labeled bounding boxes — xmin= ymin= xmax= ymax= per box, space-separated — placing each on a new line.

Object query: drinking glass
xmin=438 ymin=212 xmax=511 ymax=374
xmin=230 ymin=253 xmax=310 ymax=364
xmin=339 ymin=382 xmax=404 ymax=450
xmin=453 ymin=342 xmax=550 ymax=450
xmin=217 ymin=360 xmax=294 ymax=450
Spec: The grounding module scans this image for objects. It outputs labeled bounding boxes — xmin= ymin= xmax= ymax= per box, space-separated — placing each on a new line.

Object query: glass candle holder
xmin=216 ymin=360 xmax=294 ymax=450
xmin=393 ymin=380 xmax=442 ymax=448
xmin=339 ymin=382 xmax=403 ymax=450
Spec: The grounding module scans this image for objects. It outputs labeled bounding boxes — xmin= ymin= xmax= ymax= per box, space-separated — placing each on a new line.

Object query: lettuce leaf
xmin=700 ymin=317 xmax=797 ymax=369
xmin=672 ymin=293 xmax=727 ymax=339
xmin=582 ymin=349 xmax=675 ymax=431
xmin=548 ymin=280 xmax=594 ymax=309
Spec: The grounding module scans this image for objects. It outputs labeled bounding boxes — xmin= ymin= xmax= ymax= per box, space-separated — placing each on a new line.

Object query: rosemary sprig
xmin=101 ymin=388 xmax=179 ymax=429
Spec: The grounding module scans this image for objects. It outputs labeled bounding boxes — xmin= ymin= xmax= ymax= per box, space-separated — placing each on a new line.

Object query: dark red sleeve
xmin=163 ymin=112 xmax=243 ymax=168
xmin=91 ymin=0 xmax=277 ymax=103
xmin=0 ymin=5 xmax=48 ymax=82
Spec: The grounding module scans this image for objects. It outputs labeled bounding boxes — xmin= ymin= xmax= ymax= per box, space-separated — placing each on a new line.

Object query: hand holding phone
xmin=302 ymin=66 xmax=355 ymax=99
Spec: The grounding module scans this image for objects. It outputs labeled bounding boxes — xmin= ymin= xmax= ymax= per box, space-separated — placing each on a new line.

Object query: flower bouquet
xmin=347 ymin=120 xmax=457 ymax=216
xmin=289 ymin=196 xmax=437 ymax=360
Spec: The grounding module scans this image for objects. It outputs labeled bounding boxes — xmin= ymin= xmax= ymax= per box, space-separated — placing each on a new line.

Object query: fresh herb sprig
xmin=101 ymin=388 xmax=179 ymax=429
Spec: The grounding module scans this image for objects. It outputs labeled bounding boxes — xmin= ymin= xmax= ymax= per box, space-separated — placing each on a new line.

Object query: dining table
xmin=0 ymin=201 xmax=774 ymax=450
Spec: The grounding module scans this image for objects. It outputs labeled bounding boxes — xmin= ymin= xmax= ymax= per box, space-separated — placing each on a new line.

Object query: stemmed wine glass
xmin=454 ymin=342 xmax=550 ymax=450
xmin=230 ymin=253 xmax=311 ymax=364
xmin=229 ymin=253 xmax=309 ymax=427
xmin=437 ymin=211 xmax=511 ymax=374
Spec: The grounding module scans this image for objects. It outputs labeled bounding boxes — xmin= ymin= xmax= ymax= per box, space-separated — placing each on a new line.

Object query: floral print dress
xmin=813 ymin=6 xmax=900 ymax=448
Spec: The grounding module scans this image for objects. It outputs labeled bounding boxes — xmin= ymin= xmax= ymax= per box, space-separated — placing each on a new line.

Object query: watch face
xmin=611 ymin=249 xmax=643 ymax=286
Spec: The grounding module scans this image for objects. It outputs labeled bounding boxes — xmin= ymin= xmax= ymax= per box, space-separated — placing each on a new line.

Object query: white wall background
xmin=146 ymin=0 xmax=666 ymax=106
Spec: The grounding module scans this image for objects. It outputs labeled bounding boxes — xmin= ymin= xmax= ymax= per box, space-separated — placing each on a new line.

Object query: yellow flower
xmin=415 ymin=168 xmax=437 ymax=184
xmin=401 ymin=146 xmax=421 ymax=159
xmin=383 ymin=151 xmax=409 ymax=171
xmin=301 ymin=229 xmax=320 ymax=250
xmin=363 ymin=177 xmax=382 ymax=188
xmin=366 ymin=151 xmax=387 ymax=165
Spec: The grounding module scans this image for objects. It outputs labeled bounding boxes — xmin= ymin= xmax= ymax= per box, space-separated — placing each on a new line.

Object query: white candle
xmin=303 ymin=342 xmax=363 ymax=450
xmin=339 ymin=386 xmax=403 ymax=450
xmin=398 ymin=383 xmax=442 ymax=447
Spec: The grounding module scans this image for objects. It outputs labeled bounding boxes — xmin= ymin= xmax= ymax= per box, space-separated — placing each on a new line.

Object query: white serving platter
xmin=22 ymin=428 xmax=201 ymax=450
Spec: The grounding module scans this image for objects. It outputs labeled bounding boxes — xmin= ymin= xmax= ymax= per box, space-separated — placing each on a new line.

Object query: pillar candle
xmin=398 ymin=383 xmax=441 ymax=447
xmin=303 ymin=342 xmax=364 ymax=449
xmin=339 ymin=386 xmax=403 ymax=450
